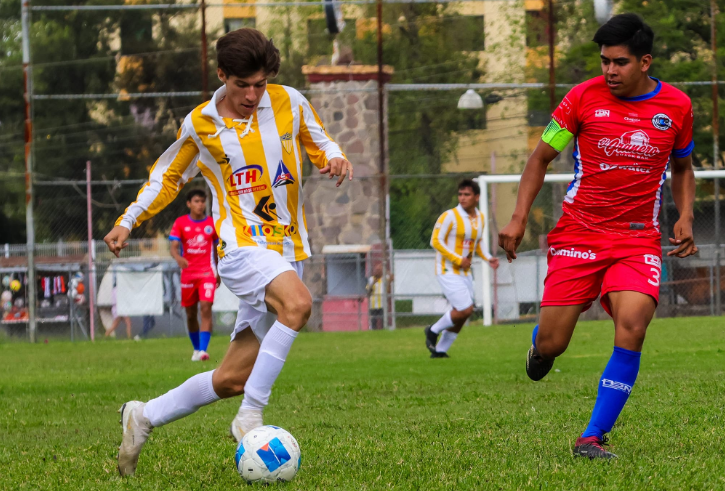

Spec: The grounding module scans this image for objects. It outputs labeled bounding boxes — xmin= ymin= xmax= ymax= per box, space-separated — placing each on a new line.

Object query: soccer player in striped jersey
xmin=104 ymin=28 xmax=353 ymax=476
xmin=498 ymin=14 xmax=697 ymax=459
xmin=425 ymin=179 xmax=499 ymax=358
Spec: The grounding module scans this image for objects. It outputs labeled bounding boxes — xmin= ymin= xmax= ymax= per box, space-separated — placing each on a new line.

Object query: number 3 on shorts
xmin=648 ymin=267 xmax=660 ymax=286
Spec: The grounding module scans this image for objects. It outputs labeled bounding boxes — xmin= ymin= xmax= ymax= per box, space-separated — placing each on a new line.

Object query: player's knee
xmin=461 ymin=305 xmax=474 ymax=318
xmin=212 ymin=370 xmax=245 ymax=399
xmin=617 ymin=321 xmax=648 ymax=342
xmin=536 ymin=332 xmax=568 ymax=359
xmin=200 ymin=303 xmax=212 ymax=316
xmin=282 ymin=292 xmax=312 ymax=328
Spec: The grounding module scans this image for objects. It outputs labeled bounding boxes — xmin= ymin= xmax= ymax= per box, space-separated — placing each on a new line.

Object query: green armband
xmin=541 ymin=119 xmax=574 ymax=152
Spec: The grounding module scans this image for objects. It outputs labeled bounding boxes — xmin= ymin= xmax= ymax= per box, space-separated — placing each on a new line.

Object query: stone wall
xmin=299 ymin=68 xmax=391 ymax=330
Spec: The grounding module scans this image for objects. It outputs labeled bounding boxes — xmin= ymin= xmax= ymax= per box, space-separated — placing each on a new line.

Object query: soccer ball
xmin=234 ymin=425 xmax=301 ymax=484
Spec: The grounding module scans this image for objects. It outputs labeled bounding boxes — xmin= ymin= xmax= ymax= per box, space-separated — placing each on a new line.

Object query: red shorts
xmin=180 ymin=275 xmax=216 ymax=307
xmin=541 ymin=217 xmax=662 ymax=316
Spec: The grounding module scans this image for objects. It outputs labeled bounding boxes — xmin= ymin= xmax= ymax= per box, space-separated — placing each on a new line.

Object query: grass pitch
xmin=1 ymin=317 xmax=724 ymax=490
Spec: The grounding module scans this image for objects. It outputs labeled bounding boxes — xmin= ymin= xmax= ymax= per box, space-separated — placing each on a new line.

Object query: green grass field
xmin=1 ymin=318 xmax=724 ymax=490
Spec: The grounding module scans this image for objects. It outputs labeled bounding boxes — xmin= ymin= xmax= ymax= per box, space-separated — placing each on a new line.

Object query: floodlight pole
xmin=376 ymin=0 xmax=390 ymax=329
xmin=547 ymin=0 xmax=555 ymax=113
xmin=22 ymin=0 xmax=37 ymax=343
xmin=200 ymin=0 xmax=209 ymax=101
xmin=711 ymin=0 xmax=721 ymax=314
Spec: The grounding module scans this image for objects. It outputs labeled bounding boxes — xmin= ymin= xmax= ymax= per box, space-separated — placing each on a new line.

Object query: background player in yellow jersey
xmin=425 ymin=179 xmax=499 ymax=358
xmin=103 ymin=28 xmax=353 ymax=476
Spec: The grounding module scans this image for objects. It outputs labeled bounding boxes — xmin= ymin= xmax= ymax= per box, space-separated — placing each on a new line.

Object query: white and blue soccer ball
xmin=234 ymin=425 xmax=301 ymax=484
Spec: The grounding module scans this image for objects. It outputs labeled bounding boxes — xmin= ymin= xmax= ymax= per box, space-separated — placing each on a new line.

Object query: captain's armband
xmin=541 ymin=119 xmax=574 ymax=153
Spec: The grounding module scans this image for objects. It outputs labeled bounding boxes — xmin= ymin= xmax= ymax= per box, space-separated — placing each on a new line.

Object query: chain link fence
xmin=2 ymin=0 xmax=725 ymax=340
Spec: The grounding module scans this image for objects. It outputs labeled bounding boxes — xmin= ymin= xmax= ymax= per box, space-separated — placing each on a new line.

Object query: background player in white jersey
xmin=103 ymin=28 xmax=353 ymax=476
xmin=425 ymin=180 xmax=499 ymax=358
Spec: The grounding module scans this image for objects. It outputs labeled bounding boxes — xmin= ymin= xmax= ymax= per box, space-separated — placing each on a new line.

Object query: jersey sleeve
xmin=296 ymin=90 xmax=346 ymax=169
xmin=672 ymin=101 xmax=695 ymax=158
xmin=169 ymin=218 xmax=183 ymax=242
xmin=115 ymin=117 xmax=201 ymax=230
xmin=430 ymin=211 xmax=463 ymax=266
xmin=211 ymin=219 xmax=219 ymax=245
xmin=475 ymin=238 xmax=490 ymax=262
xmin=541 ymin=87 xmax=581 ymax=153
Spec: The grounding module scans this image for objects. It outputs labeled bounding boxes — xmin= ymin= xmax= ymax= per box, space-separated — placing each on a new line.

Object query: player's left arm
xmin=668 ymin=101 xmax=697 ymax=258
xmin=297 ymin=92 xmax=353 ymax=187
xmin=475 ymin=239 xmax=499 ymax=269
xmin=668 ymin=154 xmax=697 ymax=258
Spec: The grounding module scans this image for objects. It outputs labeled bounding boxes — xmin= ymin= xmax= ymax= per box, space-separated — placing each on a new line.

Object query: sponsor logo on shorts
xmin=602 ymin=379 xmax=632 ymax=394
xmin=599 ymin=162 xmax=651 ymax=173
xmin=180 ymin=283 xmax=194 ymax=289
xmin=549 ymin=247 xmax=597 ymax=260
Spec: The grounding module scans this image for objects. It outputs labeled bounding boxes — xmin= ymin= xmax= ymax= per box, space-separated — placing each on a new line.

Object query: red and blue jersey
xmin=169 ymin=215 xmax=218 ymax=279
xmin=543 ymin=76 xmax=694 ymax=237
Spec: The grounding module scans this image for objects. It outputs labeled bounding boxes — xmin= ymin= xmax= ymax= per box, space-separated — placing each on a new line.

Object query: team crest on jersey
xmin=273 ymin=161 xmax=295 ymax=188
xmin=651 ymin=113 xmax=672 ymax=131
xmin=204 ymin=225 xmax=213 ymax=235
xmin=280 ymin=133 xmax=293 ymax=154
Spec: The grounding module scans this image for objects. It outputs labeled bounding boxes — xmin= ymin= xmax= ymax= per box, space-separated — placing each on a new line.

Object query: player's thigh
xmin=212 ymin=327 xmax=260 ymax=398
xmin=607 ymin=291 xmax=656 ymax=352
xmin=181 ymin=279 xmax=199 ymax=308
xmin=437 ymin=274 xmax=474 ymax=312
xmin=536 ymin=304 xmax=585 ymax=357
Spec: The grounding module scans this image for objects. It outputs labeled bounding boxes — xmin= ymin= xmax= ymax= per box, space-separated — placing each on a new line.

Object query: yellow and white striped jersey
xmin=116 ymin=84 xmax=345 ymax=261
xmin=430 ymin=204 xmax=490 ymax=276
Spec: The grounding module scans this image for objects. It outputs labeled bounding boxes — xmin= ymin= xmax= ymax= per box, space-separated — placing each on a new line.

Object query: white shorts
xmin=437 ymin=273 xmax=475 ymax=311
xmin=217 ymin=247 xmax=304 ymax=342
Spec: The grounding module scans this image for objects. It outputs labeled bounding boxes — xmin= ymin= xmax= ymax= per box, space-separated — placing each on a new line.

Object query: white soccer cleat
xmin=199 ymin=351 xmax=210 ymax=361
xmin=117 ymin=401 xmax=153 ymax=477
xmin=229 ymin=408 xmax=263 ymax=443
xmin=191 ymin=350 xmax=201 ymax=361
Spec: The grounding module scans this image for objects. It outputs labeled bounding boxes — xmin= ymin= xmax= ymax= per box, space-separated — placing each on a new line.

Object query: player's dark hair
xmin=217 ymin=28 xmax=281 ymax=79
xmin=186 ymin=189 xmax=207 ymax=202
xmin=592 ymin=13 xmax=654 ymax=59
xmin=458 ymin=179 xmax=480 ymax=195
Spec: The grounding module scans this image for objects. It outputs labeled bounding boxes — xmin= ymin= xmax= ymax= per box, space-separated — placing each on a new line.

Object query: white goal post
xmin=476 ymin=169 xmax=725 ymax=326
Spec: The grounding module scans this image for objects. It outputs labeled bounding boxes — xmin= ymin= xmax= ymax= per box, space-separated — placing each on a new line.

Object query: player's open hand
xmin=176 ymin=257 xmax=189 ymax=270
xmin=667 ymin=217 xmax=698 ymax=258
xmin=498 ymin=219 xmax=526 ymax=263
xmin=215 ymin=274 xmax=222 ymax=289
xmin=319 ymin=157 xmax=353 ymax=187
xmin=104 ymin=225 xmax=131 ymax=258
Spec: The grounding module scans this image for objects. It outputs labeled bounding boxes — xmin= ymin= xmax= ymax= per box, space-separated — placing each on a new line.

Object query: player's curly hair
xmin=593 ymin=13 xmax=654 ymax=59
xmin=216 ymin=28 xmax=281 ymax=79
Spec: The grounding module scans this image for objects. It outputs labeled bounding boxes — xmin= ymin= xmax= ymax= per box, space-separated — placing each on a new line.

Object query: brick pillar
xmin=301 ymin=65 xmax=393 ymax=329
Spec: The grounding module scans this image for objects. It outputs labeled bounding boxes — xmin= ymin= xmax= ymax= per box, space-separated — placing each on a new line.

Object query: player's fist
xmin=498 ymin=219 xmax=526 ymax=263
xmin=104 ymin=225 xmax=131 ymax=258
xmin=667 ymin=217 xmax=698 ymax=258
xmin=319 ymin=157 xmax=353 ymax=187
xmin=460 ymin=256 xmax=472 ymax=270
xmin=488 ymin=257 xmax=500 ymax=270
xmin=176 ymin=257 xmax=189 ymax=269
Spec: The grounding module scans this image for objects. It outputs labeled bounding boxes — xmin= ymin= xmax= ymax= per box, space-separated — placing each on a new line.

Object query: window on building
xmin=225 ymin=17 xmax=256 ymax=33
xmin=444 ymin=16 xmax=485 ymax=52
xmin=526 ymin=10 xmax=548 ymax=47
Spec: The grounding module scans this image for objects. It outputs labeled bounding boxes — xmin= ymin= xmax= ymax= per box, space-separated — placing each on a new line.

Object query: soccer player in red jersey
xmin=169 ymin=189 xmax=220 ymax=361
xmin=499 ymin=14 xmax=698 ymax=459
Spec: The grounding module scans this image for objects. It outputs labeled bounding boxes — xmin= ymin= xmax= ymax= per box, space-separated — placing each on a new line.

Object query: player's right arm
xmin=430 ymin=211 xmax=464 ymax=267
xmin=168 ymin=218 xmax=188 ymax=269
xmin=499 ymin=90 xmax=580 ymax=262
xmin=104 ymin=120 xmax=200 ymax=257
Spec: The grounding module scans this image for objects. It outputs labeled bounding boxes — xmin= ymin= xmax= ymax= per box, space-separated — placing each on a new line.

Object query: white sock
xmin=435 ymin=330 xmax=458 ymax=353
xmin=431 ymin=310 xmax=454 ymax=334
xmin=143 ymin=370 xmax=220 ymax=427
xmin=241 ymin=321 xmax=298 ymax=411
